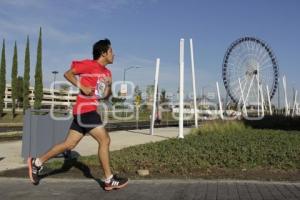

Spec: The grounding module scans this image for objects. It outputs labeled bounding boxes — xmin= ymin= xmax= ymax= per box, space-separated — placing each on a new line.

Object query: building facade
xmin=3 ymin=84 xmax=77 ymax=112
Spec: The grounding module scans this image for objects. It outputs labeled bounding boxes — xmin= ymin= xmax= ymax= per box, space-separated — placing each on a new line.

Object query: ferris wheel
xmin=222 ymin=37 xmax=279 ymax=106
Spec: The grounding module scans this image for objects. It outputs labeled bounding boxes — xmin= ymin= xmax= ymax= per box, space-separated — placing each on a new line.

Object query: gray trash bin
xmin=21 ymin=109 xmax=72 ymax=160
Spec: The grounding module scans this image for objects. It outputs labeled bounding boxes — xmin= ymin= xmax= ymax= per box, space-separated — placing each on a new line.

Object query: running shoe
xmin=27 ymin=157 xmax=43 ymax=185
xmin=104 ymin=174 xmax=128 ymax=191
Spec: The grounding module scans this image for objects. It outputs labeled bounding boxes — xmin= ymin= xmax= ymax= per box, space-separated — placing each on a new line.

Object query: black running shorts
xmin=70 ymin=110 xmax=103 ymax=135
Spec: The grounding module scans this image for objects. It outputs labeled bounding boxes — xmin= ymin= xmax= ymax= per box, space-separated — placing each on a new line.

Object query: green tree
xmin=160 ymin=88 xmax=168 ymax=103
xmin=34 ymin=28 xmax=43 ymax=109
xmin=17 ymin=76 xmax=23 ymax=107
xmin=23 ymin=36 xmax=30 ymax=113
xmin=11 ymin=41 xmax=18 ymax=118
xmin=0 ymin=40 xmax=6 ymax=118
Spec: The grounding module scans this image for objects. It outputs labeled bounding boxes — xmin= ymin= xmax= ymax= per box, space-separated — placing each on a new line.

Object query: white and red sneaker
xmin=104 ymin=174 xmax=128 ymax=191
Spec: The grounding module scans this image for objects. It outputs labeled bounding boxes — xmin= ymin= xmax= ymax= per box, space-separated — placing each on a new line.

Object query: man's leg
xmin=39 ymin=130 xmax=83 ymax=163
xmin=28 ymin=130 xmax=83 ymax=184
xmin=89 ymin=126 xmax=112 ymax=179
xmin=89 ymin=126 xmax=128 ymax=191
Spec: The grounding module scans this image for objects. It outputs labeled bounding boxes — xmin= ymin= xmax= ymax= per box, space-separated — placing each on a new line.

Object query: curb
xmin=0 ymin=177 xmax=299 ymax=185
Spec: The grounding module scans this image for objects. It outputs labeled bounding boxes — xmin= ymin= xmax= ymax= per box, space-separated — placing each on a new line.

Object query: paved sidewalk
xmin=0 ymin=127 xmax=191 ymax=172
xmin=0 ymin=178 xmax=299 ymax=200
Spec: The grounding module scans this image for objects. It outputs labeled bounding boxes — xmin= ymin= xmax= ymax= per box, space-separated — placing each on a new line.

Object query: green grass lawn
xmin=0 ymin=113 xmax=23 ymax=123
xmin=46 ymin=121 xmax=300 ymax=180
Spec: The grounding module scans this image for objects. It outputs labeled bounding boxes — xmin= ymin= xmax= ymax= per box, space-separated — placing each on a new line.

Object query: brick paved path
xmin=1 ymin=178 xmax=299 ymax=200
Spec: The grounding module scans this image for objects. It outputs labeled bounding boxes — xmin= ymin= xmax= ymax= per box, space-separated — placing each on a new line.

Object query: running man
xmin=27 ymin=39 xmax=128 ymax=191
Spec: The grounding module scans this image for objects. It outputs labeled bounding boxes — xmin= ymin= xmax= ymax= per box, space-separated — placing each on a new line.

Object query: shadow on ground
xmin=0 ymin=151 xmax=107 ymax=188
xmin=38 ymin=157 xmax=105 ymax=188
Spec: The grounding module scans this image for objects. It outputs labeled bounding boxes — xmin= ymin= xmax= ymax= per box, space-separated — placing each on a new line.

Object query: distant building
xmin=197 ymin=96 xmax=218 ymax=110
xmin=3 ymin=84 xmax=77 ymax=112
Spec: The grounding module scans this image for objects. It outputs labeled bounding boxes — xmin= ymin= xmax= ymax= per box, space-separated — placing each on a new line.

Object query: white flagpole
xmin=189 ymin=39 xmax=198 ymax=127
xmin=179 ymin=39 xmax=184 ymax=139
xmin=260 ymin=84 xmax=264 ymax=116
xmin=150 ymin=58 xmax=160 ymax=135
xmin=283 ymin=75 xmax=289 ymax=116
xmin=266 ymin=85 xmax=273 ymax=115
xmin=239 ymin=78 xmax=248 ymax=117
xmin=216 ymin=82 xmax=224 ymax=119
xmin=257 ymin=73 xmax=260 ymax=115
xmin=292 ymin=90 xmax=298 ymax=117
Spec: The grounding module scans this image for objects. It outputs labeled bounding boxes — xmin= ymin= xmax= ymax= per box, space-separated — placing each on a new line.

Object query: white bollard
xmin=179 ymin=39 xmax=184 ymax=139
xmin=189 ymin=39 xmax=198 ymax=127
xmin=292 ymin=90 xmax=298 ymax=117
xmin=150 ymin=58 xmax=160 ymax=135
xmin=216 ymin=82 xmax=224 ymax=119
xmin=283 ymin=75 xmax=289 ymax=116
xmin=266 ymin=85 xmax=273 ymax=115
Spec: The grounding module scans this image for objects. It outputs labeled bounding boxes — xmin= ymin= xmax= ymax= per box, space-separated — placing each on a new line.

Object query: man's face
xmin=104 ymin=47 xmax=114 ymax=64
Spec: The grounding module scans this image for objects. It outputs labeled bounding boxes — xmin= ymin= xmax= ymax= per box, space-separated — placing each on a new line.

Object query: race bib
xmin=95 ymin=78 xmax=106 ymax=99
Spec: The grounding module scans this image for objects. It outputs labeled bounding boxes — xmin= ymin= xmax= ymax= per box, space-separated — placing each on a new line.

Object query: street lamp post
xmin=122 ymin=66 xmax=141 ymax=117
xmin=52 ymin=71 xmax=58 ymax=104
xmin=123 ymin=66 xmax=141 ymax=83
xmin=122 ymin=66 xmax=141 ymax=97
xmin=52 ymin=71 xmax=58 ymax=90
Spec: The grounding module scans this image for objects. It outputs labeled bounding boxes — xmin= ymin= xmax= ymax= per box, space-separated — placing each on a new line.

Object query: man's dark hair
xmin=93 ymin=38 xmax=111 ymax=60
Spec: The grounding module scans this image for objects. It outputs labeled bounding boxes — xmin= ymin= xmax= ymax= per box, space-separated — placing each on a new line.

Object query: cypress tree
xmin=34 ymin=27 xmax=43 ymax=109
xmin=23 ymin=36 xmax=30 ymax=113
xmin=0 ymin=40 xmax=6 ymax=118
xmin=11 ymin=41 xmax=18 ymax=117
xmin=17 ymin=76 xmax=23 ymax=107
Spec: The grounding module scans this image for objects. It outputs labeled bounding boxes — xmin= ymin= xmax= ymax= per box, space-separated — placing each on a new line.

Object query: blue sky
xmin=0 ymin=0 xmax=299 ymax=104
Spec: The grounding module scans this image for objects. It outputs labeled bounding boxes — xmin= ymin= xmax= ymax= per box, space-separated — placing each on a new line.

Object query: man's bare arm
xmin=102 ymin=84 xmax=112 ymax=100
xmin=64 ymin=69 xmax=93 ymax=96
xmin=101 ymin=77 xmax=112 ymax=100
